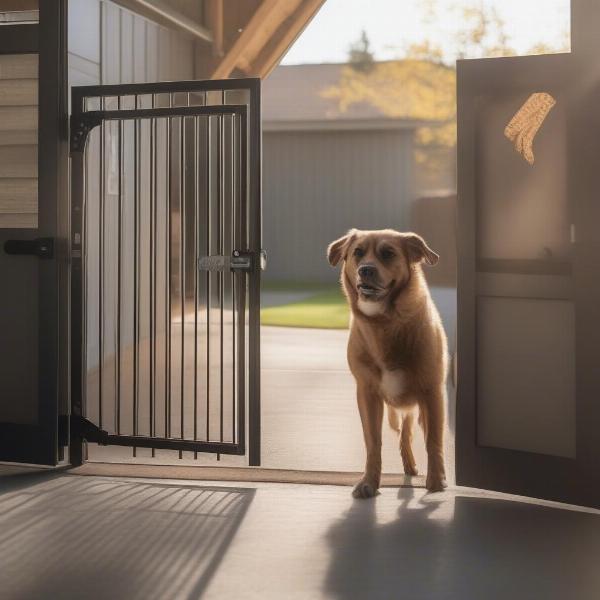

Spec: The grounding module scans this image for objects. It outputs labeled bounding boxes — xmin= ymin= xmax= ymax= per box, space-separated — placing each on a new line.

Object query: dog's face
xmin=327 ymin=229 xmax=439 ymax=305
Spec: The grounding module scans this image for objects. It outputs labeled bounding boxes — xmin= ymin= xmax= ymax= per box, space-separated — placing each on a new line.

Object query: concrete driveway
xmin=90 ymin=288 xmax=456 ymax=480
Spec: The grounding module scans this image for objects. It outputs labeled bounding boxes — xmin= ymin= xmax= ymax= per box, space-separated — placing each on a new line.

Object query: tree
xmin=348 ymin=30 xmax=375 ymax=72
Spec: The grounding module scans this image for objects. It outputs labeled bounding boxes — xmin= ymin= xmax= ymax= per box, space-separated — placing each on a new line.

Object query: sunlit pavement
xmin=89 ymin=288 xmax=455 ymax=480
xmin=2 ymin=468 xmax=599 ymax=600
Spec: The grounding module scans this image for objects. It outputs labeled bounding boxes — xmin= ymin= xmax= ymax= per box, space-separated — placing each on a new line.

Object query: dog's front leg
xmin=353 ymin=383 xmax=383 ymax=499
xmin=420 ymin=388 xmax=447 ymax=492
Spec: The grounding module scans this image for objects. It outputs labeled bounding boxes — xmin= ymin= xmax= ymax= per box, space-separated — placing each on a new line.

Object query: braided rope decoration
xmin=504 ymin=92 xmax=556 ymax=165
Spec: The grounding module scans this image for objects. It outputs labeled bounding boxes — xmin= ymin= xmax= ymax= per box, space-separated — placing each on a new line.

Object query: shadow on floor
xmin=0 ymin=471 xmax=254 ymax=600
xmin=324 ymin=487 xmax=600 ymax=600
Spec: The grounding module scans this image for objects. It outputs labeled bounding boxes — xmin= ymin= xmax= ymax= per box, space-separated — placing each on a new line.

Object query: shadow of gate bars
xmin=68 ymin=79 xmax=262 ymax=467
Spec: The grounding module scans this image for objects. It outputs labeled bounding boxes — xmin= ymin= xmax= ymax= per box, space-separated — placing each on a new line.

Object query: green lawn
xmin=261 ymin=284 xmax=350 ymax=329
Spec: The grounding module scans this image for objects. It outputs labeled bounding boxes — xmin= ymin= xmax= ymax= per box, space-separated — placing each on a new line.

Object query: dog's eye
xmin=353 ymin=247 xmax=365 ymax=258
xmin=380 ymin=248 xmax=395 ymax=260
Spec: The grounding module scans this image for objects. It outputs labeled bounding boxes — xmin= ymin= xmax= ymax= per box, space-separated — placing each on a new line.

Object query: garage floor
xmin=1 ymin=467 xmax=599 ymax=600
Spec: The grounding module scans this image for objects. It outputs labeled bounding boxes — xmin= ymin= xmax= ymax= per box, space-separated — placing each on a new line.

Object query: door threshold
xmin=69 ymin=462 xmax=426 ymax=487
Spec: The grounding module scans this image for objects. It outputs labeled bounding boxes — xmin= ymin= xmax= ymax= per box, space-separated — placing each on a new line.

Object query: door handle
xmin=4 ymin=237 xmax=54 ymax=259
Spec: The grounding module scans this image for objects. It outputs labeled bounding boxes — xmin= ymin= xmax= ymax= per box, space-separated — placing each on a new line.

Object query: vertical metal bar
xmin=206 ymin=113 xmax=211 ymax=443
xmin=193 ymin=115 xmax=199 ymax=458
xmin=237 ymin=109 xmax=247 ymax=454
xmin=133 ymin=95 xmax=139 ymax=456
xmin=98 ymin=98 xmax=105 ymax=431
xmin=179 ymin=114 xmax=185 ymax=458
xmin=248 ymin=80 xmax=261 ymax=466
xmin=150 ymin=96 xmax=157 ymax=457
xmin=69 ymin=92 xmax=86 ymax=466
xmin=219 ymin=102 xmax=225 ymax=456
xmin=116 ymin=97 xmax=123 ymax=435
xmin=231 ymin=113 xmax=236 ymax=445
xmin=166 ymin=94 xmax=173 ymax=439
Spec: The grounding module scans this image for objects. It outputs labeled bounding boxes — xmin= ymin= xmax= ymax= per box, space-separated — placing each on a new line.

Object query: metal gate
xmin=69 ymin=79 xmax=262 ymax=466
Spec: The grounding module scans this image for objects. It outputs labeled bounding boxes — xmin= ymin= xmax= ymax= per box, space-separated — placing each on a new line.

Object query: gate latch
xmin=4 ymin=237 xmax=54 ymax=259
xmin=198 ymin=250 xmax=267 ymax=273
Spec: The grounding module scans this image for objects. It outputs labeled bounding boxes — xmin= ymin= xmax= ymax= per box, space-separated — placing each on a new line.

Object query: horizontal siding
xmin=0 ymin=79 xmax=37 ymax=106
xmin=0 ymin=54 xmax=37 ymax=79
xmin=0 ymin=106 xmax=37 ymax=131
xmin=263 ymin=129 xmax=415 ymax=283
xmin=0 ymin=146 xmax=37 ymax=177
xmin=0 ymin=179 xmax=37 ymax=211
xmin=0 ymin=130 xmax=37 ymax=145
xmin=0 ymin=54 xmax=38 ymax=229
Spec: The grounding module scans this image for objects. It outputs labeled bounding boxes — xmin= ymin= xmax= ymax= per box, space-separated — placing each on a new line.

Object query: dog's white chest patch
xmin=357 ymin=298 xmax=384 ymax=317
xmin=380 ymin=369 xmax=406 ymax=399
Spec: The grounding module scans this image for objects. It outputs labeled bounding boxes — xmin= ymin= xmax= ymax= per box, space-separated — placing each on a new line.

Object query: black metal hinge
xmin=70 ymin=111 xmax=104 ymax=153
xmin=4 ymin=237 xmax=54 ymax=259
xmin=70 ymin=415 xmax=109 ymax=445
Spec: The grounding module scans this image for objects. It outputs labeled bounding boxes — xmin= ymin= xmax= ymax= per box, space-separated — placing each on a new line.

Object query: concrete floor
xmin=1 ymin=467 xmax=600 ymax=600
xmin=89 ymin=287 xmax=456 ymax=479
xmin=90 ymin=326 xmax=450 ymax=480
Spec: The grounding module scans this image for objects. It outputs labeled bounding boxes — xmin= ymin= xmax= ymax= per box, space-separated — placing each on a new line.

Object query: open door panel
xmin=457 ymin=51 xmax=600 ymax=507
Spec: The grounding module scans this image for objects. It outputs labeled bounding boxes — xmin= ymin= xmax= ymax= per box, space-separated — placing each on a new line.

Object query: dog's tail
xmin=387 ymin=405 xmax=400 ymax=432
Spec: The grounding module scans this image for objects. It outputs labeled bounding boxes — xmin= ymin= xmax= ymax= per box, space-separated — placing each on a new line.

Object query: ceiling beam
xmin=208 ymin=0 xmax=224 ymax=56
xmin=210 ymin=0 xmax=325 ymax=79
xmin=111 ymin=0 xmax=212 ymax=43
xmin=211 ymin=0 xmax=282 ymax=79
xmin=254 ymin=0 xmax=325 ymax=78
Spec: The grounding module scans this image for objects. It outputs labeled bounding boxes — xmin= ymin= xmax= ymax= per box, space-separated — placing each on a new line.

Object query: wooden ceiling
xmin=0 ymin=0 xmax=324 ymax=80
xmin=111 ymin=0 xmax=325 ymax=79
xmin=198 ymin=0 xmax=326 ymax=79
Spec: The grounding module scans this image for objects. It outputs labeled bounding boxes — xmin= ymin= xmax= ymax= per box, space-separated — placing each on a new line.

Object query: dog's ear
xmin=327 ymin=229 xmax=357 ymax=267
xmin=404 ymin=233 xmax=439 ymax=266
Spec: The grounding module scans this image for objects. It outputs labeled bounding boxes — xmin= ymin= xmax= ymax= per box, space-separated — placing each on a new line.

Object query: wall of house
xmin=263 ymin=128 xmax=415 ymax=283
xmin=0 ymin=54 xmax=38 ymax=229
xmin=68 ymin=0 xmax=195 ymax=89
xmin=68 ymin=0 xmax=196 ymax=387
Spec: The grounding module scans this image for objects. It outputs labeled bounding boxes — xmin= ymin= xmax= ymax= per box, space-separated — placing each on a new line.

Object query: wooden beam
xmin=235 ymin=0 xmax=303 ymax=73
xmin=211 ymin=0 xmax=282 ymax=79
xmin=254 ymin=0 xmax=325 ymax=78
xmin=111 ymin=0 xmax=212 ymax=43
xmin=208 ymin=0 xmax=224 ymax=56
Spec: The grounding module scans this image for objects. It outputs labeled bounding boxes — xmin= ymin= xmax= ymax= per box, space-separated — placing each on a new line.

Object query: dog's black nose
xmin=358 ymin=265 xmax=377 ymax=279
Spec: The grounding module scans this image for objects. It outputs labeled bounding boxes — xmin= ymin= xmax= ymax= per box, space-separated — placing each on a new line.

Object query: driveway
xmin=90 ymin=289 xmax=455 ymax=480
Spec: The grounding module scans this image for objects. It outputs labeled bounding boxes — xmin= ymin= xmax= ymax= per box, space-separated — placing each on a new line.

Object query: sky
xmin=281 ymin=0 xmax=571 ymax=65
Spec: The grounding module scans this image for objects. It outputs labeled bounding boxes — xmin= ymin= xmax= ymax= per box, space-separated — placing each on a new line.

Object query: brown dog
xmin=327 ymin=229 xmax=448 ymax=496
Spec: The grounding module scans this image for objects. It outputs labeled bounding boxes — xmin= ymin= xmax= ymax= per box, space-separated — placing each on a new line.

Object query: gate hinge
xmin=70 ymin=414 xmax=109 ymax=445
xmin=70 ymin=111 xmax=105 ymax=153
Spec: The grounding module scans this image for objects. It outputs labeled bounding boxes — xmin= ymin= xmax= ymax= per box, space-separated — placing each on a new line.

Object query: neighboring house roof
xmin=262 ymin=62 xmax=423 ymax=131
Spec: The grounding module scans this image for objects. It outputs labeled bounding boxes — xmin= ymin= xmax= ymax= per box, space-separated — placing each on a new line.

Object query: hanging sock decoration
xmin=504 ymin=92 xmax=556 ymax=165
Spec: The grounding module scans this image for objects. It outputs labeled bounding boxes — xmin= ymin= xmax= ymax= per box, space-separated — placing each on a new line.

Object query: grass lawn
xmin=261 ymin=283 xmax=350 ymax=329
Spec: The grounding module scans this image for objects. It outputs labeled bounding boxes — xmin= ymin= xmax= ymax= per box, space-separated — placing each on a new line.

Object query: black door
xmin=69 ymin=79 xmax=262 ymax=466
xmin=0 ymin=2 xmax=67 ymax=466
xmin=456 ymin=47 xmax=600 ymax=507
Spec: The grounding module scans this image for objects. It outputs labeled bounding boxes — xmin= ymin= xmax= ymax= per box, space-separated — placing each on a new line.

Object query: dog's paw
xmin=403 ymin=462 xmax=419 ymax=477
xmin=426 ymin=472 xmax=448 ymax=492
xmin=352 ymin=479 xmax=379 ymax=499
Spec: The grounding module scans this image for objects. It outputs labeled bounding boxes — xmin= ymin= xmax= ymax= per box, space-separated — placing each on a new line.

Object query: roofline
xmin=263 ymin=118 xmax=424 ymax=132
xmin=275 ymin=59 xmax=455 ymax=71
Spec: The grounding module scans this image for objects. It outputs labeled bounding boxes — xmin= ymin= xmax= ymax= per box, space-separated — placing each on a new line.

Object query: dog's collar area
xmin=357 ymin=297 xmax=386 ymax=317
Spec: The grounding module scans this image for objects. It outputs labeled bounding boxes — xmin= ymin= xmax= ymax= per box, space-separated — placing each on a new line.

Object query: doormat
xmin=70 ymin=462 xmax=425 ymax=488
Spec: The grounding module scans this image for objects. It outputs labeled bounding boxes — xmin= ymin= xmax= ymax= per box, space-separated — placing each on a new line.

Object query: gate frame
xmin=68 ymin=78 xmax=262 ymax=466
